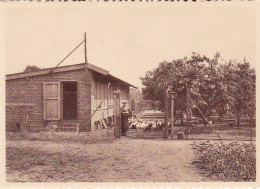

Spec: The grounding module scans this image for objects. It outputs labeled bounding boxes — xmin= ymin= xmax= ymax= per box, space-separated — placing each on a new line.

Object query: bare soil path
xmin=6 ymin=138 xmax=211 ymax=182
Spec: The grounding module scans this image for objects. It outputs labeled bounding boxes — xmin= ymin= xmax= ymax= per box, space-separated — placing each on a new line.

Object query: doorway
xmin=62 ymin=82 xmax=77 ymax=120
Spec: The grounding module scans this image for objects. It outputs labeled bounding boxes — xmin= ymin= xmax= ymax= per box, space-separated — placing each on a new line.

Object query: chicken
xmin=135 ymin=121 xmax=148 ymax=129
xmin=130 ymin=122 xmax=137 ymax=130
xmin=144 ymin=123 xmax=153 ymax=131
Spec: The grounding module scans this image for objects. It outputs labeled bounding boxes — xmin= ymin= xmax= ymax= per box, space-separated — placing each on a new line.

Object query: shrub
xmin=192 ymin=141 xmax=256 ymax=182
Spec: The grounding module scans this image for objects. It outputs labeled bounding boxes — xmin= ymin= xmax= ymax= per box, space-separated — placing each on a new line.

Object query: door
xmin=43 ymin=82 xmax=60 ymax=120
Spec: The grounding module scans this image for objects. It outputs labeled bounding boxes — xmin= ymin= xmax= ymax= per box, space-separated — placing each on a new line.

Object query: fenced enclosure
xmin=126 ymin=110 xmax=256 ymax=141
xmin=9 ymin=109 xmax=255 ymax=142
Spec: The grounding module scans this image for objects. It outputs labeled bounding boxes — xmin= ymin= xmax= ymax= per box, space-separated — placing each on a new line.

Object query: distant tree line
xmin=140 ymin=52 xmax=255 ymax=127
xmin=23 ymin=65 xmax=42 ymax=73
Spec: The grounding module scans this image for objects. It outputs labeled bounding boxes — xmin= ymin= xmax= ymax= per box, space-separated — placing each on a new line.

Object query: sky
xmin=4 ymin=4 xmax=256 ymax=89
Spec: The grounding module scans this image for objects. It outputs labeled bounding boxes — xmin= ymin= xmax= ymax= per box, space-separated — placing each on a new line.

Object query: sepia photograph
xmin=1 ymin=2 xmax=257 ymax=184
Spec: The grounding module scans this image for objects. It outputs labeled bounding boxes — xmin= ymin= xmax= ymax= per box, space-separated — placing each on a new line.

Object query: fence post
xmin=107 ymin=83 xmax=111 ymax=136
xmin=164 ymin=90 xmax=169 ymax=139
xmin=170 ymin=92 xmax=177 ymax=140
xmin=113 ymin=90 xmax=121 ymax=138
xmin=185 ymin=84 xmax=190 ymax=139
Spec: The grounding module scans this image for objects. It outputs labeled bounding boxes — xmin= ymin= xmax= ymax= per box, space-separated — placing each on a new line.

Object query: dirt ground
xmin=6 ymin=137 xmax=212 ymax=182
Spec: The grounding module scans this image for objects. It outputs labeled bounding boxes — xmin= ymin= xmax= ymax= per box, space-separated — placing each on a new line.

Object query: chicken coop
xmin=6 ymin=63 xmax=137 ymax=133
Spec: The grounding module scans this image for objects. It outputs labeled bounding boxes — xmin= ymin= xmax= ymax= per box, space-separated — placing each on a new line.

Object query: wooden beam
xmin=88 ymin=63 xmax=109 ymax=75
xmin=100 ymin=118 xmax=108 ymax=129
xmin=6 ymin=63 xmax=110 ymax=81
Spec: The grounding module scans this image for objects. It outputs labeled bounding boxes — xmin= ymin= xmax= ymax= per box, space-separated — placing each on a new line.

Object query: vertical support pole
xmin=185 ymin=84 xmax=190 ymax=139
xmin=107 ymin=83 xmax=111 ymax=136
xmin=170 ymin=92 xmax=176 ymax=140
xmin=84 ymin=32 xmax=88 ymax=64
xmin=113 ymin=90 xmax=121 ymax=138
xmin=164 ymin=90 xmax=169 ymax=139
xmin=171 ymin=97 xmax=174 ymax=139
xmin=186 ymin=84 xmax=190 ymax=124
xmin=84 ymin=32 xmax=89 ymax=78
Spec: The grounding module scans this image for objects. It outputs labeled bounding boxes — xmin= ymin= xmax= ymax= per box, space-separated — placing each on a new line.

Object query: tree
xmin=140 ymin=53 xmax=256 ymax=126
xmin=141 ymin=52 xmax=217 ymax=124
xmin=23 ymin=65 xmax=42 ymax=73
xmin=221 ymin=60 xmax=256 ymax=126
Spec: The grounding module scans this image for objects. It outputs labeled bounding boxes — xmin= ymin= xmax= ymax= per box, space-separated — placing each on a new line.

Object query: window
xmin=43 ymin=82 xmax=60 ymax=120
xmin=95 ymin=81 xmax=115 ymax=109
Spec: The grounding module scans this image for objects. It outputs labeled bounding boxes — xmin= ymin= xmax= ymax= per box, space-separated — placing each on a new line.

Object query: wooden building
xmin=6 ymin=63 xmax=136 ymax=132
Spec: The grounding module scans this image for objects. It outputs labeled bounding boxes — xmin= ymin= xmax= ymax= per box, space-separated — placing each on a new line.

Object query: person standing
xmin=121 ymin=102 xmax=129 ymax=136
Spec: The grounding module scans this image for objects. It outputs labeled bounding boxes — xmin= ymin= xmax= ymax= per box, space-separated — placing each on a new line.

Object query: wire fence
xmin=9 ymin=108 xmax=255 ymax=142
xmin=125 ymin=111 xmax=256 ymax=141
xmin=126 ymin=123 xmax=256 ymax=141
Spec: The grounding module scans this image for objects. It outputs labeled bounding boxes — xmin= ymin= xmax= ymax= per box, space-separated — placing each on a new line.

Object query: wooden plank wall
xmin=6 ymin=69 xmax=92 ymax=132
xmin=91 ymin=77 xmax=130 ymax=131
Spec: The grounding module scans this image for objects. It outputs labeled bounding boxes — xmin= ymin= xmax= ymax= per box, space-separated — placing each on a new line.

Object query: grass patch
xmin=191 ymin=141 xmax=256 ymax=182
xmin=6 ymin=131 xmax=115 ymax=144
xmin=6 ymin=146 xmax=96 ymax=182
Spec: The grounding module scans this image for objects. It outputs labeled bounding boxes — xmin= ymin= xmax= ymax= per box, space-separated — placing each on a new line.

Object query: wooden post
xmin=113 ymin=90 xmax=121 ymax=138
xmin=84 ymin=32 xmax=88 ymax=64
xmin=185 ymin=84 xmax=190 ymax=139
xmin=186 ymin=84 xmax=190 ymax=123
xmin=84 ymin=32 xmax=89 ymax=75
xmin=107 ymin=83 xmax=111 ymax=136
xmin=164 ymin=90 xmax=169 ymax=139
xmin=170 ymin=92 xmax=177 ymax=140
xmin=187 ymin=95 xmax=222 ymax=140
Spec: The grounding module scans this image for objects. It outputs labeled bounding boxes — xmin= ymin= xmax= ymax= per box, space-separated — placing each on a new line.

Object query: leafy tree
xmin=221 ymin=60 xmax=256 ymax=126
xmin=23 ymin=65 xmax=42 ymax=73
xmin=141 ymin=52 xmax=217 ymax=124
xmin=140 ymin=53 xmax=255 ymax=126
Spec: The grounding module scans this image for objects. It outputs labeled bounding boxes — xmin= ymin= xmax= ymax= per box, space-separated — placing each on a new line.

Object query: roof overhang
xmin=6 ymin=63 xmax=137 ymax=89
xmin=108 ymin=74 xmax=137 ymax=89
xmin=6 ymin=64 xmax=86 ymax=80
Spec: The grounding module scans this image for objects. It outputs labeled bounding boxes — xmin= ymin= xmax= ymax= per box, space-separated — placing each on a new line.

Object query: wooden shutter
xmin=43 ymin=82 xmax=60 ymax=120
